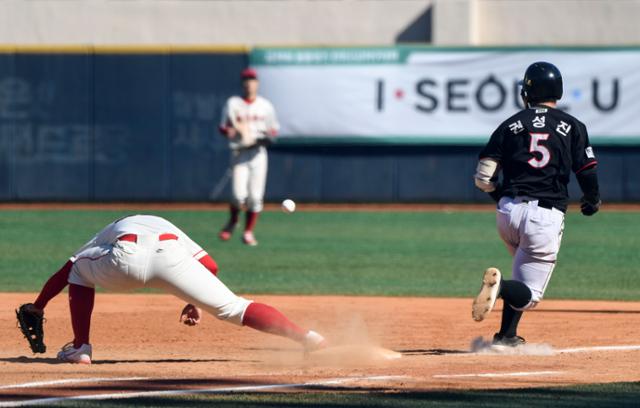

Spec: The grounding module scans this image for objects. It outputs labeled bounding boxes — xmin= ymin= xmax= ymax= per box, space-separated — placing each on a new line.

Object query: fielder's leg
xmin=220 ymin=155 xmax=250 ymax=241
xmin=149 ymin=243 xmax=325 ymax=350
xmin=56 ymin=283 xmax=95 ymax=364
xmin=243 ymin=211 xmax=260 ymax=246
xmin=57 ymin=244 xmax=139 ymax=363
xmin=243 ymin=148 xmax=267 ymax=246
xmin=219 ymin=205 xmax=240 ymax=241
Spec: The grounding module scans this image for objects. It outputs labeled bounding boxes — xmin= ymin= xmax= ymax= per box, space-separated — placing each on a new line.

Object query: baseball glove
xmin=16 ymin=303 xmax=46 ymax=353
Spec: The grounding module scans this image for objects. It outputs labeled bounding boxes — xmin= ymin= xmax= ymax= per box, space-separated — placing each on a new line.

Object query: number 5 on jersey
xmin=528 ymin=133 xmax=550 ymax=168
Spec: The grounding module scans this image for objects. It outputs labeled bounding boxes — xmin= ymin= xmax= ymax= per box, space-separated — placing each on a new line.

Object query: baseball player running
xmin=472 ymin=62 xmax=601 ymax=347
xmin=16 ymin=215 xmax=326 ymax=364
xmin=218 ymin=68 xmax=279 ymax=246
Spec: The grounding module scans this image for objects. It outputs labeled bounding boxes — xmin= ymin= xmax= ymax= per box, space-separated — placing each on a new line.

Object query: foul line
xmin=466 ymin=343 xmax=640 ymax=356
xmin=434 ymin=370 xmax=564 ymax=379
xmin=0 ymin=375 xmax=406 ymax=407
xmin=0 ymin=377 xmax=150 ymax=390
xmin=555 ymin=345 xmax=640 ymax=354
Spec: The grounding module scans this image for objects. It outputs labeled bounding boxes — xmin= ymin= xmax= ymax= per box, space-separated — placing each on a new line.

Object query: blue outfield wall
xmin=0 ymin=50 xmax=247 ymax=201
xmin=0 ymin=51 xmax=638 ymax=203
xmin=266 ymin=145 xmax=640 ymax=203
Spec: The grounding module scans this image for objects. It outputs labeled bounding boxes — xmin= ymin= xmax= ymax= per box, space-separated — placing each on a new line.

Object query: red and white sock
xmin=241 ymin=302 xmax=307 ymax=343
xmin=69 ymin=284 xmax=95 ymax=348
xmin=245 ymin=211 xmax=259 ymax=232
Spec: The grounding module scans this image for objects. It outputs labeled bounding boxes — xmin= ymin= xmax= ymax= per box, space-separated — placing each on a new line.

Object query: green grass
xmin=43 ymin=382 xmax=640 ymax=408
xmin=0 ymin=209 xmax=638 ymax=300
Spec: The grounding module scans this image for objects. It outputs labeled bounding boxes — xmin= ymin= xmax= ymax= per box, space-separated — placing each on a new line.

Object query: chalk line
xmin=433 ymin=370 xmax=564 ymax=379
xmin=467 ymin=341 xmax=640 ymax=356
xmin=555 ymin=344 xmax=640 ymax=354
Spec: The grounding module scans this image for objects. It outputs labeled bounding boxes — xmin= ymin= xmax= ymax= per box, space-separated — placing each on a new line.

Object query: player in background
xmin=16 ymin=215 xmax=326 ymax=364
xmin=472 ymin=62 xmax=601 ymax=347
xmin=218 ymin=68 xmax=279 ymax=246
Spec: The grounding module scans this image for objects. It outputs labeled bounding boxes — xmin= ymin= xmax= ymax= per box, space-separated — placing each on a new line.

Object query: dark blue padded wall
xmin=93 ymin=54 xmax=170 ymax=200
xmin=0 ymin=51 xmax=637 ymax=203
xmin=266 ymin=145 xmax=639 ymax=204
xmin=1 ymin=53 xmax=92 ymax=200
xmin=0 ymin=51 xmax=247 ymax=201
xmin=0 ymin=52 xmax=15 ymax=200
xmin=169 ymin=53 xmax=246 ymax=201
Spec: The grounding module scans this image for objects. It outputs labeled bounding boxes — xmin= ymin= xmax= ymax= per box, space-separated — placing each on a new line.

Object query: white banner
xmin=251 ymin=48 xmax=637 ymax=144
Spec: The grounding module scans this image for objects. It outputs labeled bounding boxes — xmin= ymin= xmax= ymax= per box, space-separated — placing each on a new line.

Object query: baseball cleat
xmin=303 ymin=330 xmax=328 ymax=353
xmin=472 ymin=267 xmax=502 ymax=322
xmin=218 ymin=230 xmax=232 ymax=241
xmin=492 ymin=333 xmax=526 ymax=348
xmin=57 ymin=342 xmax=92 ymax=364
xmin=218 ymin=222 xmax=237 ymax=241
xmin=242 ymin=231 xmax=258 ymax=246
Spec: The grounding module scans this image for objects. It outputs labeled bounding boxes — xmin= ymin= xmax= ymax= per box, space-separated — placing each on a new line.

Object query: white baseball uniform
xmin=496 ymin=196 xmax=565 ymax=304
xmin=68 ymin=215 xmax=251 ymax=325
xmin=220 ymin=96 xmax=279 ymax=212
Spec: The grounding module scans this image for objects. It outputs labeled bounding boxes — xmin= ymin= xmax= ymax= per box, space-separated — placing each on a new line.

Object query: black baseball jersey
xmin=479 ymin=105 xmax=598 ymax=212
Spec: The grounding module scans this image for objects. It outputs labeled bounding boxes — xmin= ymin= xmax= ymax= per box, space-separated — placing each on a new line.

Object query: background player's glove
xmin=16 ymin=303 xmax=46 ymax=353
xmin=179 ymin=303 xmax=202 ymax=326
xmin=580 ymin=196 xmax=601 ymax=216
xmin=255 ymin=137 xmax=273 ymax=147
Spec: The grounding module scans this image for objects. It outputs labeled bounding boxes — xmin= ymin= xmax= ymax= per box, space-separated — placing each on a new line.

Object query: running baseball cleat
xmin=472 ymin=267 xmax=502 ymax=322
xmin=492 ymin=333 xmax=526 ymax=347
xmin=303 ymin=330 xmax=328 ymax=353
xmin=218 ymin=223 xmax=235 ymax=241
xmin=57 ymin=342 xmax=92 ymax=364
xmin=242 ymin=231 xmax=258 ymax=246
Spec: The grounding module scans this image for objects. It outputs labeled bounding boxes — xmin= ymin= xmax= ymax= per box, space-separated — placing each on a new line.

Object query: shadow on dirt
xmin=0 ymin=356 xmax=257 ymax=364
xmin=398 ymin=349 xmax=469 ymax=356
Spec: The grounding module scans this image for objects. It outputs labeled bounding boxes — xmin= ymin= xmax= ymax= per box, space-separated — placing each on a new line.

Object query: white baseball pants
xmin=496 ymin=196 xmax=565 ymax=304
xmin=68 ymin=235 xmax=251 ymax=325
xmin=230 ymin=146 xmax=268 ymax=212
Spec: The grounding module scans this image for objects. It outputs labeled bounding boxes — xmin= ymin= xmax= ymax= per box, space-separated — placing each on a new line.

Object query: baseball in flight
xmin=281 ymin=199 xmax=296 ymax=213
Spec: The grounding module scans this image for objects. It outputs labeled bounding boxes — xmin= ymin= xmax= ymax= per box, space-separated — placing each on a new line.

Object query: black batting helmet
xmin=520 ymin=61 xmax=563 ymax=105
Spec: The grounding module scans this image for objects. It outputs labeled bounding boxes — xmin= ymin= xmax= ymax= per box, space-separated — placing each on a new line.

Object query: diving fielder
xmin=16 ymin=215 xmax=325 ymax=363
xmin=218 ymin=68 xmax=279 ymax=246
xmin=472 ymin=62 xmax=601 ymax=347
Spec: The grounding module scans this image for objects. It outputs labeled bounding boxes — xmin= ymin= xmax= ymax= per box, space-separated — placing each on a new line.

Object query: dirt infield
xmin=1 ymin=294 xmax=639 ymax=405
